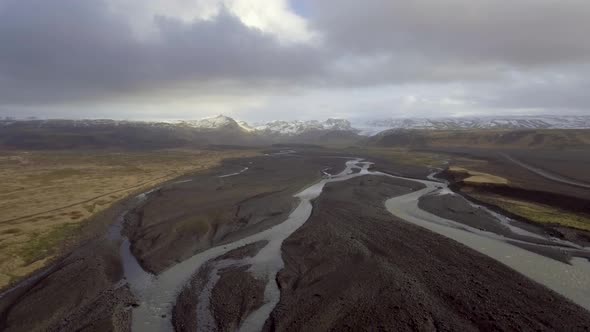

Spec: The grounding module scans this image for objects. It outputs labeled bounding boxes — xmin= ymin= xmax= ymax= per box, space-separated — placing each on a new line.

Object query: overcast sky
xmin=1 ymin=0 xmax=590 ymax=121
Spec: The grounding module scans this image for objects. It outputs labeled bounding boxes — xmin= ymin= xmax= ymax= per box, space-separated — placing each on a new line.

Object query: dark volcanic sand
xmin=0 ymin=240 xmax=135 ymax=332
xmin=265 ymin=175 xmax=590 ymax=331
xmin=174 ymin=241 xmax=268 ymax=331
xmin=125 ymin=154 xmax=347 ymax=274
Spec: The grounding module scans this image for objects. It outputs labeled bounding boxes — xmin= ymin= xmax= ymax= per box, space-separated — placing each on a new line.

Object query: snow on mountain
xmin=359 ymin=116 xmax=590 ymax=134
xmin=4 ymin=115 xmax=588 ymax=138
xmin=172 ymin=116 xmax=355 ymax=135
xmin=176 ymin=115 xmax=241 ymax=130
xmin=237 ymin=121 xmax=255 ymax=132
xmin=254 ymin=118 xmax=355 ymax=135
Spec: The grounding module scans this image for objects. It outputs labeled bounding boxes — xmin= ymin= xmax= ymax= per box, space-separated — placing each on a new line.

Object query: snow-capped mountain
xmin=358 ymin=116 xmax=590 ymax=134
xmin=172 ymin=116 xmax=356 ymax=136
xmin=254 ymin=118 xmax=355 ymax=136
xmin=237 ymin=121 xmax=255 ymax=132
xmin=176 ymin=115 xmax=244 ymax=131
xmin=4 ymin=115 xmax=588 ymax=143
xmin=0 ymin=115 xmax=357 ymax=136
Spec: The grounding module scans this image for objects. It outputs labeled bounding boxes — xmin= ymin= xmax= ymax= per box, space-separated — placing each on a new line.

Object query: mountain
xmin=254 ymin=118 xmax=355 ymax=135
xmin=0 ymin=116 xmax=270 ymax=150
xmin=5 ymin=115 xmax=587 ymax=150
xmin=357 ymin=116 xmax=590 ymax=135
xmin=0 ymin=116 xmax=360 ymax=149
xmin=0 ymin=119 xmax=197 ymax=150
xmin=172 ymin=116 xmax=358 ymax=139
xmin=250 ymin=118 xmax=360 ymax=145
xmin=175 ymin=115 xmax=253 ymax=132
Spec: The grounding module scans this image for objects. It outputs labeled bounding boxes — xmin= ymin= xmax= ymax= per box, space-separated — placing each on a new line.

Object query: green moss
xmin=19 ymin=223 xmax=80 ymax=264
xmin=473 ymin=194 xmax=590 ymax=232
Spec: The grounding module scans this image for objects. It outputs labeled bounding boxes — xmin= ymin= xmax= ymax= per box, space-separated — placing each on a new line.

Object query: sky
xmin=1 ymin=0 xmax=590 ymax=122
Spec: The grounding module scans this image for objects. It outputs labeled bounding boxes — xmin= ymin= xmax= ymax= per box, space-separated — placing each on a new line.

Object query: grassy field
xmin=355 ymin=147 xmax=449 ymax=168
xmin=448 ymin=166 xmax=509 ymax=185
xmin=471 ymin=193 xmax=590 ymax=232
xmin=0 ymin=149 xmax=258 ymax=288
xmin=439 ymin=151 xmax=590 ymax=233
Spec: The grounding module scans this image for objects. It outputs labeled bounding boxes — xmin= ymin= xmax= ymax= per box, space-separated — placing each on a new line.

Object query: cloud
xmin=0 ymin=0 xmax=323 ymax=105
xmin=482 ymin=69 xmax=590 ymax=112
xmin=310 ymin=0 xmax=590 ymax=67
xmin=1 ymin=0 xmax=590 ymax=119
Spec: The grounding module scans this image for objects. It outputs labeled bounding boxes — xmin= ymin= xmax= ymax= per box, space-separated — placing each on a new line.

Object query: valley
xmin=1 ymin=120 xmax=590 ymax=331
xmin=5 ymin=2 xmax=590 ymax=331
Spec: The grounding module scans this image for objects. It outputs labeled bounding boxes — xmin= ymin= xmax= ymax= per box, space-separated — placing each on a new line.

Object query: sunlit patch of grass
xmin=471 ymin=193 xmax=590 ymax=232
xmin=448 ymin=166 xmax=509 ymax=185
xmin=359 ymin=147 xmax=448 ymax=167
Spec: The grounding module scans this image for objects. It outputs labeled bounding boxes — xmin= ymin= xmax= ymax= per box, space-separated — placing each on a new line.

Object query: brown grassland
xmin=0 ymin=149 xmax=258 ymax=288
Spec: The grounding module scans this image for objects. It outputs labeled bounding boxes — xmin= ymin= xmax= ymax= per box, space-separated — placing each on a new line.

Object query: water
xmin=128 ymin=159 xmax=374 ymax=331
xmin=383 ymin=174 xmax=590 ymax=311
xmin=219 ymin=167 xmax=249 ymax=178
xmin=116 ymin=158 xmax=590 ymax=331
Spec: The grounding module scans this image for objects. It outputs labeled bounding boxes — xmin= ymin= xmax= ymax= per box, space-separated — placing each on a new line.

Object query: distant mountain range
xmin=174 ymin=116 xmax=356 ymax=136
xmin=1 ymin=115 xmax=589 ymax=150
xmin=357 ymin=116 xmax=590 ymax=135
xmin=0 ymin=116 xmax=361 ymax=149
xmin=368 ymin=127 xmax=590 ymax=150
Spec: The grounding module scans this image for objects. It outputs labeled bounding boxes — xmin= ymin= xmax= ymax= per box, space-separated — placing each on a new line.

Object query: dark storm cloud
xmin=0 ymin=0 xmax=139 ymax=102
xmin=306 ymin=0 xmax=590 ymax=112
xmin=0 ymin=0 xmax=324 ymax=104
xmin=1 ymin=0 xmax=590 ymax=115
xmin=484 ymin=72 xmax=590 ymax=111
xmin=308 ymin=0 xmax=590 ymax=67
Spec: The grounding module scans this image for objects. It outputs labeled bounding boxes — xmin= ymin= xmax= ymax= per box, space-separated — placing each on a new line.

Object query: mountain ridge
xmin=4 ymin=115 xmax=590 ymax=135
xmin=0 ymin=115 xmax=361 ymax=149
xmin=356 ymin=115 xmax=590 ymax=135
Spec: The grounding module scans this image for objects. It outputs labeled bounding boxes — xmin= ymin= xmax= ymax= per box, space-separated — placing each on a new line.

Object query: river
xmin=113 ymin=157 xmax=590 ymax=331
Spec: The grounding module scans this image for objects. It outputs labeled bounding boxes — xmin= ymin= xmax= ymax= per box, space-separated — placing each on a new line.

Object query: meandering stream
xmin=122 ymin=159 xmax=373 ymax=331
xmin=382 ymin=172 xmax=590 ymax=311
xmin=114 ymin=157 xmax=590 ymax=331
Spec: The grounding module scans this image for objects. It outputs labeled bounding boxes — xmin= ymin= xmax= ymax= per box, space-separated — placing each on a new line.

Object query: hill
xmin=367 ymin=129 xmax=590 ymax=150
xmin=358 ymin=115 xmax=590 ymax=135
xmin=0 ymin=116 xmax=362 ymax=150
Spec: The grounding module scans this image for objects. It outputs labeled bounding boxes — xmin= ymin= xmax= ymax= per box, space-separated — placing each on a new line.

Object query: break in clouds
xmin=1 ymin=0 xmax=590 ymax=120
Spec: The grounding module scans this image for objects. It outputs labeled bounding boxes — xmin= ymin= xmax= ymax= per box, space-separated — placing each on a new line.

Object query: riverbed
xmin=117 ymin=157 xmax=590 ymax=331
